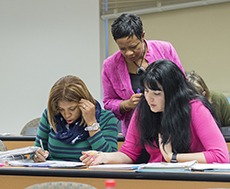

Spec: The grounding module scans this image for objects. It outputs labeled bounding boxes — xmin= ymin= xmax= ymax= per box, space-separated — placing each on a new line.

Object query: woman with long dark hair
xmin=81 ymin=59 xmax=229 ymax=165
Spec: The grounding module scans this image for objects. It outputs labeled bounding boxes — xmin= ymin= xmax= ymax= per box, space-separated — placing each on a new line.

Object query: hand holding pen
xmin=33 ymin=139 xmax=49 ymax=163
xmin=80 ymin=151 xmax=105 ymax=166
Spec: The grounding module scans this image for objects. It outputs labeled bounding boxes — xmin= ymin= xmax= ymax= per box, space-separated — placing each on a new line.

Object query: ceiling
xmin=100 ymin=0 xmax=230 ymax=19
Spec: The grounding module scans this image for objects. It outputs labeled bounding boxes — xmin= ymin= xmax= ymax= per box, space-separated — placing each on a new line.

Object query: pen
xmin=89 ymin=152 xmax=98 ymax=156
xmin=24 ymin=164 xmax=50 ymax=167
xmin=137 ymin=88 xmax=141 ymax=94
xmin=40 ymin=139 xmax=44 ymax=152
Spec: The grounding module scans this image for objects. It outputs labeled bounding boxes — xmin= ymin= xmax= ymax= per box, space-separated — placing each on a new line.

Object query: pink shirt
xmin=102 ymin=40 xmax=185 ymax=137
xmin=120 ymin=100 xmax=229 ymax=163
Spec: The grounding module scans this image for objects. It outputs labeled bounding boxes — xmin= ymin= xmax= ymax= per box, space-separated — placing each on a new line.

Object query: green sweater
xmin=34 ymin=108 xmax=118 ymax=161
xmin=210 ymin=90 xmax=230 ymax=127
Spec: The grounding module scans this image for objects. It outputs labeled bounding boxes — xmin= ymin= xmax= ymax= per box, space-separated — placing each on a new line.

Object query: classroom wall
xmin=107 ymin=2 xmax=230 ymax=97
xmin=0 ymin=0 xmax=103 ymax=134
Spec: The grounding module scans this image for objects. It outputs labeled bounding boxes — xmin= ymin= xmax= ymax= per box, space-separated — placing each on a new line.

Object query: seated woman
xmin=80 ymin=59 xmax=229 ymax=165
xmin=33 ymin=75 xmax=118 ymax=162
xmin=186 ymin=70 xmax=230 ymax=127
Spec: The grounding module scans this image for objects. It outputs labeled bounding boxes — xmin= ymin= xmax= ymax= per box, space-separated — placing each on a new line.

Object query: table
xmin=0 ymin=136 xmax=35 ymax=150
xmin=0 ymin=135 xmax=125 ymax=151
xmin=1 ymin=166 xmax=230 ymax=189
xmin=1 ymin=135 xmax=230 ymax=152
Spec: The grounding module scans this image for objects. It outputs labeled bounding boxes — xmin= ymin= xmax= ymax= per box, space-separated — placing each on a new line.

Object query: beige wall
xmin=107 ymin=2 xmax=230 ymax=97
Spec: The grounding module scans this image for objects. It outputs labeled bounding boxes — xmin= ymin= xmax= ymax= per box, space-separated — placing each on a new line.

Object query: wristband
xmin=170 ymin=153 xmax=178 ymax=163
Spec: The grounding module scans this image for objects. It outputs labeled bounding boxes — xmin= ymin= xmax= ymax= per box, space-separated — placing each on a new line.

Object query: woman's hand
xmin=33 ymin=148 xmax=49 ymax=162
xmin=127 ymin=93 xmax=142 ymax=110
xmin=158 ymin=133 xmax=173 ymax=162
xmin=121 ymin=93 xmax=142 ymax=113
xmin=79 ymin=99 xmax=97 ymax=126
xmin=80 ymin=150 xmax=105 ymax=166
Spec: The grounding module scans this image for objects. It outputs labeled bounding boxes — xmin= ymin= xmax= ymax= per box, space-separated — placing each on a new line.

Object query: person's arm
xmin=102 ymin=59 xmax=138 ymax=120
xmin=102 ymin=62 xmax=124 ymax=120
xmin=193 ymin=101 xmax=229 ymax=163
xmin=86 ymin=109 xmax=118 ymax=152
xmin=33 ymin=109 xmax=50 ymax=162
xmin=119 ymin=94 xmax=142 ymax=114
xmin=80 ymin=151 xmax=133 ymax=166
xmin=160 ymin=101 xmax=229 ymax=163
xmin=159 ymin=136 xmax=207 ymax=163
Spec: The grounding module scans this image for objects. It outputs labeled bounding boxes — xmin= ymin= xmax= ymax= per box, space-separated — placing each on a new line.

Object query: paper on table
xmin=0 ymin=146 xmax=39 ymax=157
xmin=0 ymin=146 xmax=40 ymax=161
xmin=138 ymin=160 xmax=197 ymax=169
xmin=8 ymin=159 xmax=85 ymax=167
xmin=89 ymin=164 xmax=144 ymax=170
xmin=190 ymin=163 xmax=230 ymax=171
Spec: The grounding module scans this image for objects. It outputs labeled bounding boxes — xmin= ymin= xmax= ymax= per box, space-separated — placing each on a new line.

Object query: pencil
xmin=89 ymin=152 xmax=98 ymax=156
xmin=40 ymin=139 xmax=44 ymax=152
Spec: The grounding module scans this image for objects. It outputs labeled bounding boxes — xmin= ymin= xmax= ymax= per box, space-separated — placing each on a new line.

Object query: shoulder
xmin=190 ymin=99 xmax=208 ymax=117
xmin=100 ymin=109 xmax=116 ymax=120
xmin=190 ymin=99 xmax=214 ymax=121
xmin=103 ymin=51 xmax=123 ymax=68
xmin=99 ymin=109 xmax=117 ymax=128
xmin=190 ymin=99 xmax=204 ymax=110
xmin=210 ymin=90 xmax=228 ymax=102
xmin=41 ymin=109 xmax=48 ymax=120
xmin=146 ymin=40 xmax=172 ymax=49
xmin=40 ymin=108 xmax=51 ymax=125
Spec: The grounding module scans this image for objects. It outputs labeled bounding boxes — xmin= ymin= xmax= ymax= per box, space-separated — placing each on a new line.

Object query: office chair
xmin=24 ymin=182 xmax=97 ymax=189
xmin=20 ymin=117 xmax=41 ymax=136
xmin=0 ymin=140 xmax=7 ymax=151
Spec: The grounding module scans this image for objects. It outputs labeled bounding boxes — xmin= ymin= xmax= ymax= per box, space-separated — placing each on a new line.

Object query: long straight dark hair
xmin=135 ymin=59 xmax=219 ymax=153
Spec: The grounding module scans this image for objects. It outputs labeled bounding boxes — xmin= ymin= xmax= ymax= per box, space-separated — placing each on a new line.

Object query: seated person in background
xmin=80 ymin=59 xmax=229 ymax=165
xmin=186 ymin=70 xmax=230 ymax=127
xmin=33 ymin=75 xmax=118 ymax=162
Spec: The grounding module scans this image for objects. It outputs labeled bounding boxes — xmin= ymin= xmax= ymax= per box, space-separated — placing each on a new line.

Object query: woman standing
xmin=102 ymin=13 xmax=184 ymax=137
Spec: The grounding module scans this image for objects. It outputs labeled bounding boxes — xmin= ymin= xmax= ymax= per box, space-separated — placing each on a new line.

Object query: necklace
xmin=133 ymin=43 xmax=146 ymax=75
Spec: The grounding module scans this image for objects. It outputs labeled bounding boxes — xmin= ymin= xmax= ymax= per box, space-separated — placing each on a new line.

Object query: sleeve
xmin=102 ymin=60 xmax=126 ymax=120
xmin=87 ymin=111 xmax=118 ymax=152
xmin=119 ymin=110 xmax=143 ymax=162
xmin=101 ymin=59 xmax=130 ymax=120
xmin=34 ymin=109 xmax=50 ymax=151
xmin=161 ymin=41 xmax=185 ymax=76
xmin=168 ymin=42 xmax=185 ymax=76
xmin=191 ymin=101 xmax=229 ymax=163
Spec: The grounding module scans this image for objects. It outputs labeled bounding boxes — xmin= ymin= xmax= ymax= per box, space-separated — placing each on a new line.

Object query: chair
xmin=24 ymin=182 xmax=97 ymax=189
xmin=20 ymin=117 xmax=41 ymax=136
xmin=0 ymin=140 xmax=7 ymax=151
xmin=220 ymin=126 xmax=230 ymax=136
xmin=227 ymin=97 xmax=230 ymax=104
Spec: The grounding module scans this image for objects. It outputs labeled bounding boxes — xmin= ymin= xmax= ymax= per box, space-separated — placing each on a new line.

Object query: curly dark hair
xmin=111 ymin=13 xmax=143 ymax=41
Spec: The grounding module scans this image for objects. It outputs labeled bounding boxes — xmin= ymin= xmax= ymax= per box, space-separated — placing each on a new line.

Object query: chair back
xmin=0 ymin=140 xmax=7 ymax=151
xmin=20 ymin=117 xmax=41 ymax=136
xmin=24 ymin=182 xmax=97 ymax=189
xmin=220 ymin=126 xmax=230 ymax=136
